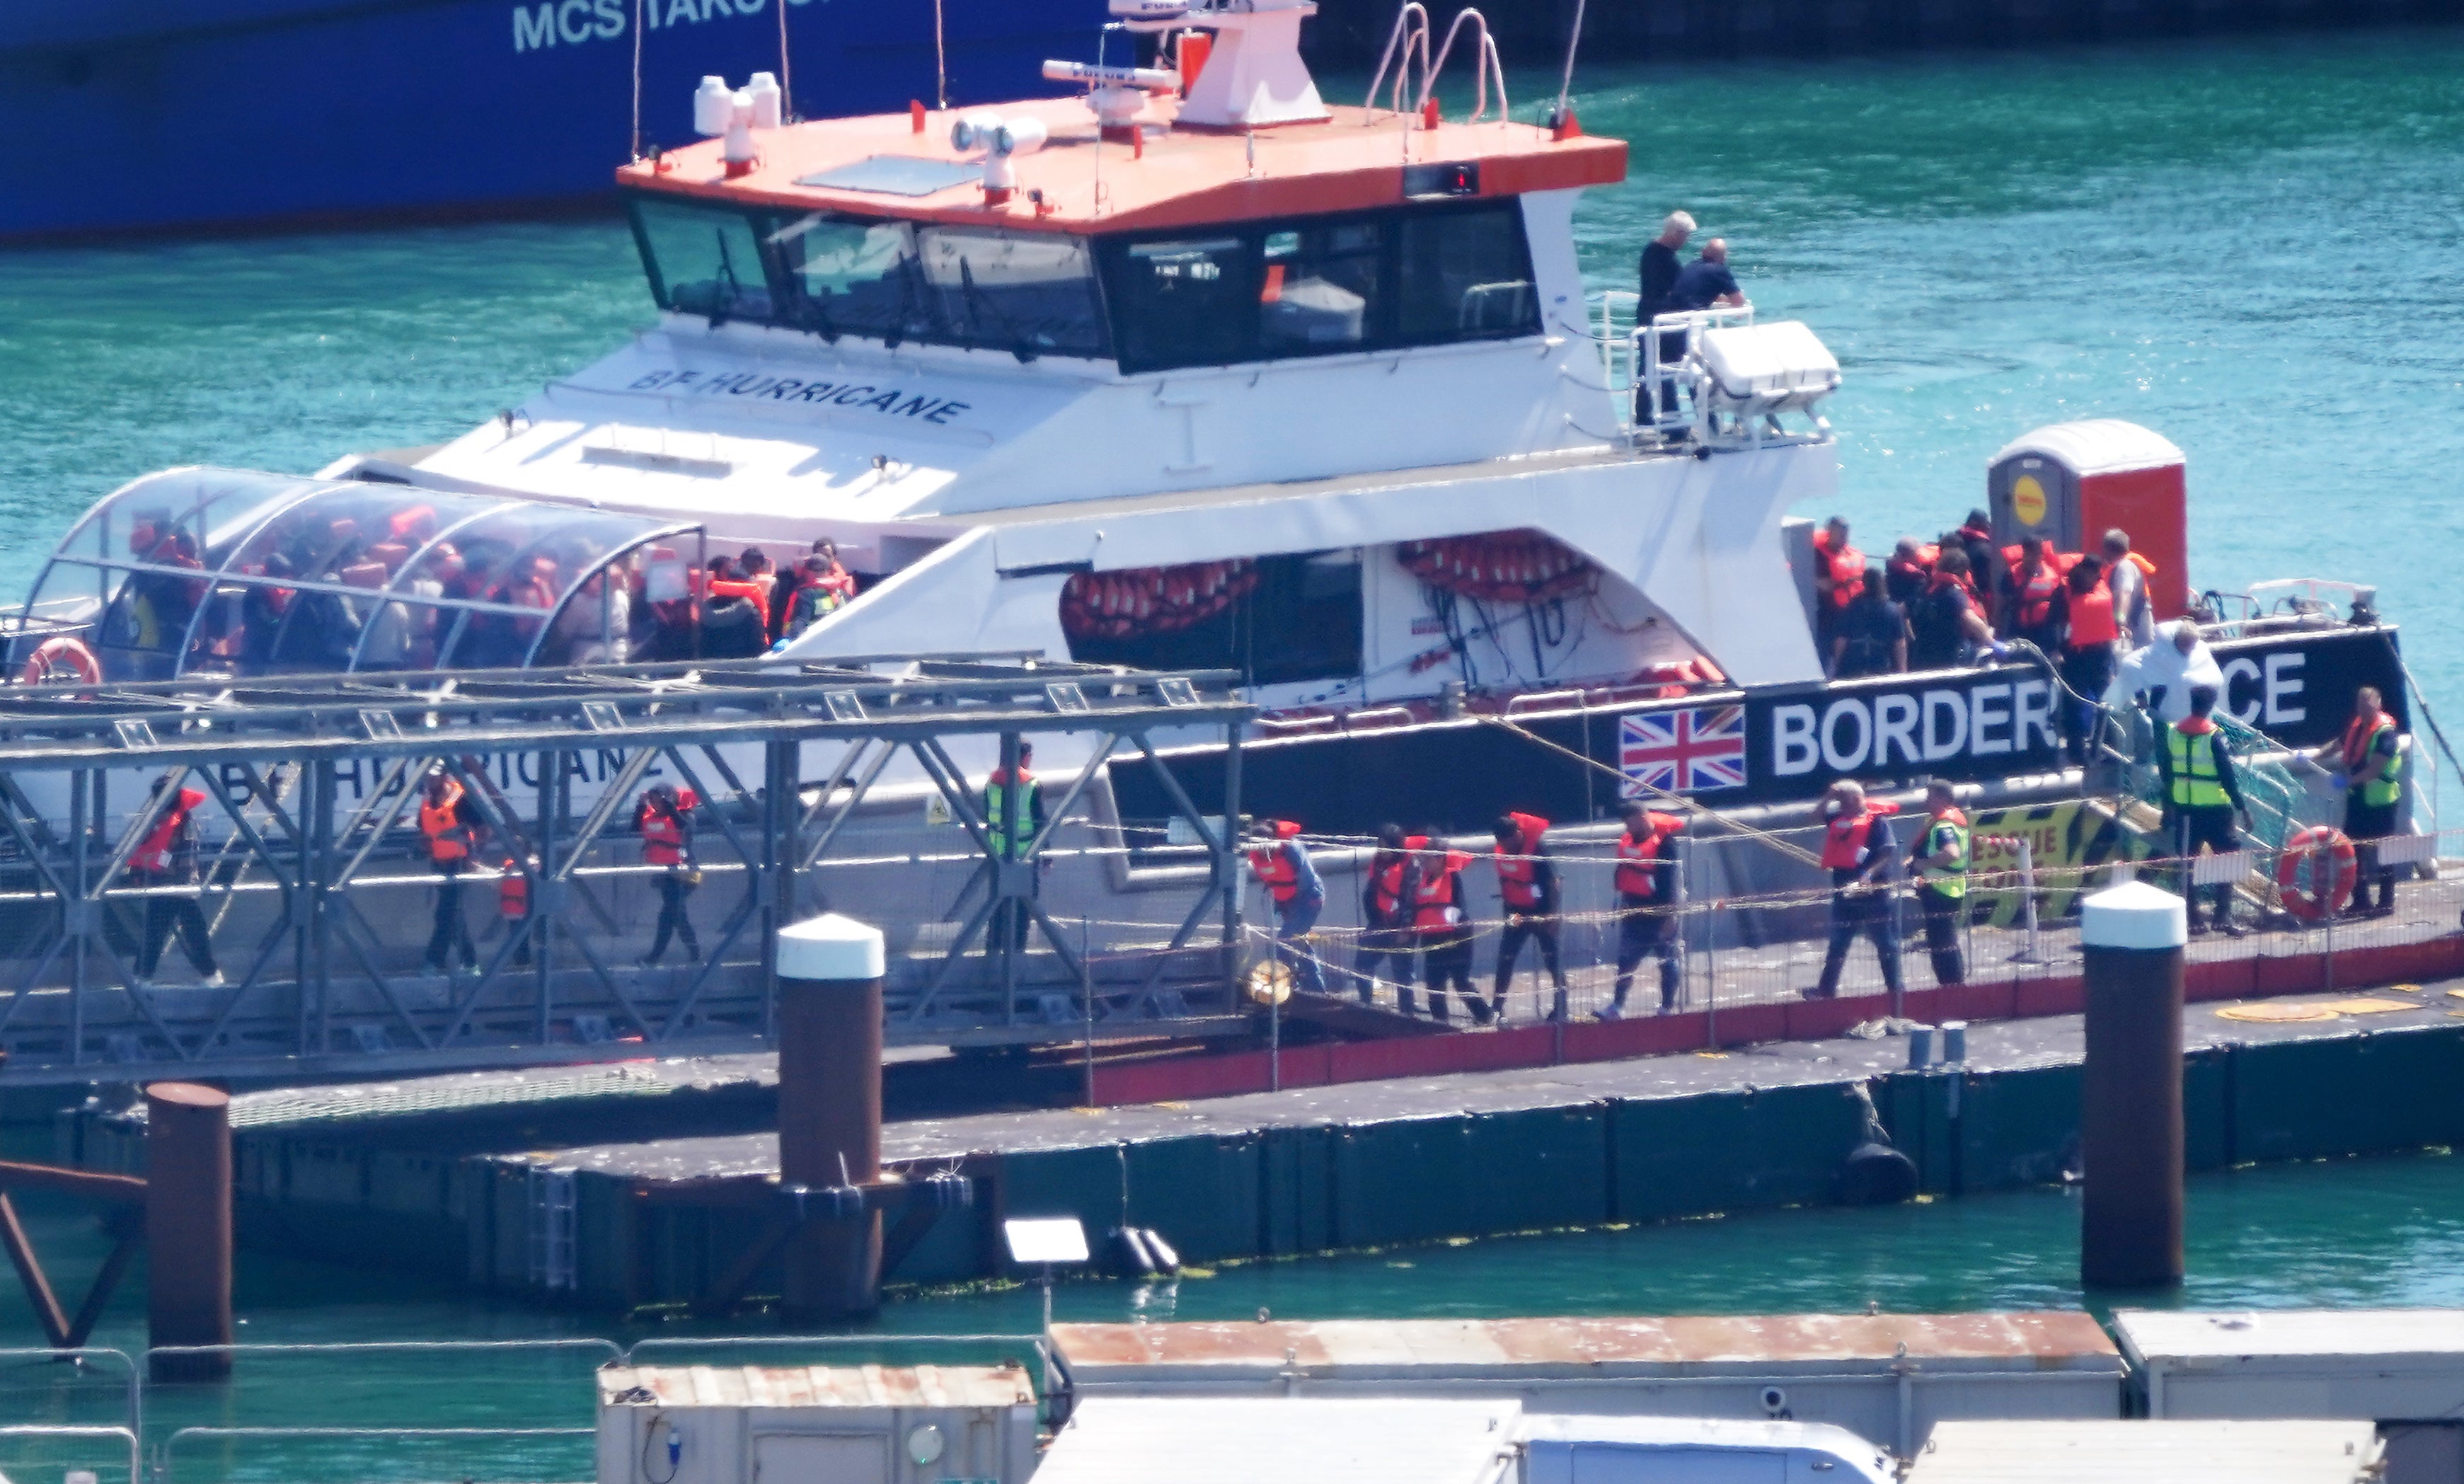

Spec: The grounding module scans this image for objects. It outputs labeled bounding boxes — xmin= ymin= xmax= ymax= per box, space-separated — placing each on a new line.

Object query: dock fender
xmin=1838 ymin=1141 xmax=1918 ymax=1205
xmin=1837 ymin=1081 xmax=1918 ymax=1205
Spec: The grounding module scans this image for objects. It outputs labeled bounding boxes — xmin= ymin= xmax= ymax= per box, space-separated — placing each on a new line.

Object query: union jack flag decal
xmin=1619 ymin=706 xmax=1748 ymax=796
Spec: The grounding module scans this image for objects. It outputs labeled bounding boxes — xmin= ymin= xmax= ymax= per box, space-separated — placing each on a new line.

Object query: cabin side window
xmin=1100 ymin=201 xmax=1538 ymax=374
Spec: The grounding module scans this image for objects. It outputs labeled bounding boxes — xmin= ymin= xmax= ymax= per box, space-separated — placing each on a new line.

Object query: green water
xmin=6 ymin=25 xmax=2464 ymax=1476
xmin=2 ymin=1151 xmax=2460 ymax=1480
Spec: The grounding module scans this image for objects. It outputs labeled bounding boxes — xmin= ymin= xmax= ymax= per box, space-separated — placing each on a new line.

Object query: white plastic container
xmin=692 ymin=76 xmax=736 ymax=137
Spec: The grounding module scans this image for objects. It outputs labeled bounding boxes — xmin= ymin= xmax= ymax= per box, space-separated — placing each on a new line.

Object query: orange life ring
xmin=2276 ymin=825 xmax=2358 ymax=921
xmin=21 ymin=635 xmax=101 ymax=686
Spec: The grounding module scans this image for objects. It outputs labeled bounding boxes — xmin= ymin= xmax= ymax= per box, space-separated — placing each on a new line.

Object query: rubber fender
xmin=926 ymin=1171 xmax=974 ymax=1212
xmin=1837 ymin=1141 xmax=1918 ymax=1205
xmin=1110 ymin=1225 xmax=1157 ymax=1277
xmin=1139 ymin=1227 xmax=1182 ymax=1274
xmin=820 ymin=1183 xmax=867 ymax=1221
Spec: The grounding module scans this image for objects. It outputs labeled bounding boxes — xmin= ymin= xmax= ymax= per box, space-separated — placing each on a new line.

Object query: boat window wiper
xmin=958 ymin=258 xmax=1038 ymax=364
xmin=804 ymin=286 xmax=841 ymax=344
xmin=709 ymin=231 xmax=742 ymax=328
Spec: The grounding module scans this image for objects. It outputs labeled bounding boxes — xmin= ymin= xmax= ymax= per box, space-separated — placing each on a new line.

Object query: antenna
xmin=933 ymin=0 xmax=949 ymax=110
xmin=777 ymin=0 xmax=793 ymax=118
xmin=1554 ymin=0 xmax=1588 ymax=129
xmin=630 ymin=0 xmax=645 ymax=158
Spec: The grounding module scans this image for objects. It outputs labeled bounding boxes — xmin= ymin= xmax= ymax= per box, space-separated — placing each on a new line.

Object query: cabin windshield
xmin=17 ymin=467 xmax=708 ymax=683
xmin=621 ymin=192 xmax=1541 ymax=373
xmin=627 ymin=195 xmax=1112 ymax=360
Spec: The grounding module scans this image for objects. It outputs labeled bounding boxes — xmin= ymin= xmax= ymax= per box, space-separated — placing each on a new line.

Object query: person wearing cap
xmin=1246 ymin=819 xmax=1325 ymax=996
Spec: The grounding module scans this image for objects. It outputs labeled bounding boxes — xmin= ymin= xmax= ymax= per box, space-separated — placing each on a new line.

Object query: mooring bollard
xmin=776 ymin=911 xmax=887 ymax=1322
xmin=2078 ymin=879 xmax=2187 ymax=1290
xmin=145 ymin=1081 xmax=233 ymax=1382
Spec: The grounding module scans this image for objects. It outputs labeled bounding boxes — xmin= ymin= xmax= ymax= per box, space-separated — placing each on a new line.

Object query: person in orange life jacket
xmin=1883 ymin=538 xmax=1934 ymax=606
xmin=1906 ymin=781 xmax=1970 ymax=987
xmin=418 ymin=769 xmax=480 ymax=974
xmin=1602 ymin=803 xmax=1686 ymax=1018
xmin=1400 ymin=833 xmax=1487 ymax=1024
xmin=1906 ymin=546 xmax=1995 ymax=672
xmin=497 ymin=853 xmax=534 ymax=968
xmin=1951 ymin=510 xmax=2004 ymax=623
xmin=1810 ymin=518 xmax=1865 ymax=650
xmin=1247 ymin=819 xmax=1326 ymax=997
xmin=1351 ymin=823 xmax=1424 ymax=1005
xmin=2156 ymin=685 xmax=2251 ymax=936
xmin=2001 ymin=536 xmax=2066 ymax=654
xmin=2098 ymin=529 xmax=2157 ymax=648
xmin=2318 ymin=686 xmax=2405 ymax=918
xmin=1489 ymin=812 xmax=1570 ymax=1023
xmin=635 ymin=783 xmax=702 ymax=965
xmin=2054 ymin=556 xmax=2120 ymax=766
xmin=1807 ymin=781 xmax=1905 ymax=1001
xmin=131 ymin=776 xmax=221 ymax=987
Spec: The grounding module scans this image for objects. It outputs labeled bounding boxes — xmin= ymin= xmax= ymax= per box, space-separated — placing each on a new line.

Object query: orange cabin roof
xmin=616 ymin=97 xmax=1628 ymax=235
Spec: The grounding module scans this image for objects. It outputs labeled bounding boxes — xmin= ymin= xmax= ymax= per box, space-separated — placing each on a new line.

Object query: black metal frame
xmin=0 ymin=655 xmax=1248 ymax=1080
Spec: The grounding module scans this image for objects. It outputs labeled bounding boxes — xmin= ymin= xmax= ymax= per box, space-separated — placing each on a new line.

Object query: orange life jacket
xmin=2065 ymin=583 xmax=2118 ymax=648
xmin=1817 ymin=536 xmax=1866 ymax=611
xmin=2342 ymin=711 xmax=2397 ymax=773
xmin=419 ymin=783 xmax=470 ymax=863
xmin=499 ymin=862 xmax=529 ymax=917
xmin=1492 ymin=812 xmax=1549 ymax=909
xmin=1409 ymin=850 xmax=1475 ymax=933
xmin=1371 ymin=835 xmax=1429 ymax=918
xmin=2012 ymin=565 xmax=2063 ymax=630
xmin=1247 ymin=819 xmax=1304 ymax=904
xmin=131 ymin=788 xmax=207 ymax=875
xmin=1819 ymin=801 xmax=1897 ymax=871
xmin=1614 ymin=815 xmax=1682 ymax=899
xmin=639 ymin=798 xmax=691 ymax=867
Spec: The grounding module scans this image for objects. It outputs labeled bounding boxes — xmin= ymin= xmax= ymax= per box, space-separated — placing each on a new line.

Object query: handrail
xmin=1422 ymin=9 xmax=1508 ymax=123
xmin=0 ymin=1425 xmax=140 ymax=1484
xmin=1363 ymin=1 xmax=1432 ymax=119
xmin=0 ymin=1346 xmax=142 ymax=1438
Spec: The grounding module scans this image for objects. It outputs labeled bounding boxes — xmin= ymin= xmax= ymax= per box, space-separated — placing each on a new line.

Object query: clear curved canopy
xmin=21 ymin=467 xmax=708 ymax=681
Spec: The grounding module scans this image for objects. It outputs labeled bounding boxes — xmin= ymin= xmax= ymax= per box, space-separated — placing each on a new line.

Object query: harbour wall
xmin=56 ymin=991 xmax=2464 ymax=1313
xmin=1302 ymin=0 xmax=2464 ymax=66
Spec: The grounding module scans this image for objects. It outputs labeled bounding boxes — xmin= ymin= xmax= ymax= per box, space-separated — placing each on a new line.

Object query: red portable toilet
xmin=1988 ymin=420 xmax=2188 ymax=621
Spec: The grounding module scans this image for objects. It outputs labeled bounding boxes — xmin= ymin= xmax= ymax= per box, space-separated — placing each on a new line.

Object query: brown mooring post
xmin=2078 ymin=880 xmax=2187 ymax=1290
xmin=145 ymin=1081 xmax=234 ymax=1381
xmin=776 ymin=912 xmax=887 ymax=1322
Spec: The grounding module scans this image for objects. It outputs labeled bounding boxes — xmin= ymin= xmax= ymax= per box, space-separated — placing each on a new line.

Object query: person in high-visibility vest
xmin=984 ymin=742 xmax=1046 ymax=955
xmin=2156 ymin=684 xmax=2251 ymax=936
xmin=1400 ymin=835 xmax=1486 ymax=1024
xmin=1489 ymin=812 xmax=1570 ymax=1023
xmin=131 ymin=775 xmax=221 ymax=987
xmin=1807 ymin=780 xmax=1905 ymax=1001
xmin=1352 ymin=822 xmax=1423 ymax=1006
xmin=1246 ymin=818 xmax=1325 ymax=996
xmin=635 ymin=784 xmax=702 ymax=965
xmin=1907 ymin=781 xmax=1971 ymax=985
xmin=418 ymin=769 xmax=478 ymax=974
xmin=1603 ymin=803 xmax=1685 ymax=1019
xmin=2321 ymin=685 xmax=2405 ymax=919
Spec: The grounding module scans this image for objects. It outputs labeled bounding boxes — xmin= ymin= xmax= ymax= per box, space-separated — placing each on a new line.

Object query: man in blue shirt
xmin=1247 ymin=819 xmax=1327 ymax=995
xmin=1667 ymin=238 xmax=1747 ymax=313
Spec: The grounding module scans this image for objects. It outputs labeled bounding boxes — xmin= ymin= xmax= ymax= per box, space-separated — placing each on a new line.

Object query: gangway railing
xmin=0 ymin=655 xmax=1252 ymax=1079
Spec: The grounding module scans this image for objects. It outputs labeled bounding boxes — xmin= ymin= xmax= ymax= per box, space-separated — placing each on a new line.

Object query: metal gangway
xmin=0 ymin=653 xmax=1252 ymax=1080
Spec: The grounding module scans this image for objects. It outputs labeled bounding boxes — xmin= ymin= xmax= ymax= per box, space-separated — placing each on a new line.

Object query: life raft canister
xmin=2276 ymin=825 xmax=2358 ymax=921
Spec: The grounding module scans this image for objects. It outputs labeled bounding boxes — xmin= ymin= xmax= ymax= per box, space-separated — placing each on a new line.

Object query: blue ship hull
xmin=0 ymin=0 xmax=1109 ymax=239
